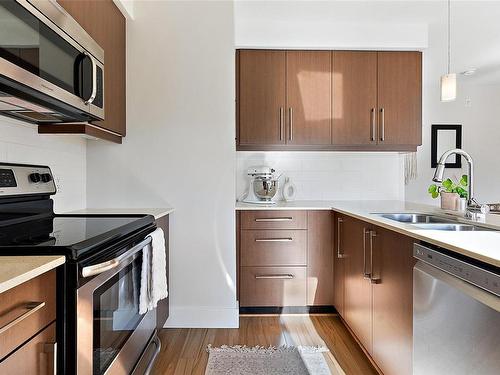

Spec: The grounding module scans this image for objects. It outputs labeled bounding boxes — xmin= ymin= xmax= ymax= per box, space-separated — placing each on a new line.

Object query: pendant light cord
xmin=447 ymin=0 xmax=451 ymax=74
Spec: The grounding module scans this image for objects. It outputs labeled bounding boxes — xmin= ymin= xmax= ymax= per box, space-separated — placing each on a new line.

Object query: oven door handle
xmin=81 ymin=237 xmax=152 ymax=277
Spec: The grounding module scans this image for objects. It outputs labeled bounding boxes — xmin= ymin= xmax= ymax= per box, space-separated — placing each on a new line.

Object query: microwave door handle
xmin=81 ymin=237 xmax=152 ymax=277
xmin=83 ymin=51 xmax=97 ymax=105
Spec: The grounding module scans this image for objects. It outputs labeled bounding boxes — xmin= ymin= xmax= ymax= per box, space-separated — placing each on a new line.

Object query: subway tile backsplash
xmin=0 ymin=117 xmax=87 ymax=212
xmin=236 ymin=151 xmax=405 ymax=201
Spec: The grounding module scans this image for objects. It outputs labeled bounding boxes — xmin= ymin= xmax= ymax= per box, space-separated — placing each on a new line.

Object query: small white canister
xmin=282 ymin=177 xmax=297 ymax=202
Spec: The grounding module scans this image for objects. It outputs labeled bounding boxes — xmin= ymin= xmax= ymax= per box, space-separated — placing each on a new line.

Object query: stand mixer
xmin=242 ymin=166 xmax=279 ymax=204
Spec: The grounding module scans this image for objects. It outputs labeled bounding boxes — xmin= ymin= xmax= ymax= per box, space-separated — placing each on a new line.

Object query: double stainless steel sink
xmin=374 ymin=213 xmax=494 ymax=231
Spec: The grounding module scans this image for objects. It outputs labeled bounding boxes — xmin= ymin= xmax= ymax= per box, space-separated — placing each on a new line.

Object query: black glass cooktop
xmin=0 ymin=214 xmax=155 ymax=260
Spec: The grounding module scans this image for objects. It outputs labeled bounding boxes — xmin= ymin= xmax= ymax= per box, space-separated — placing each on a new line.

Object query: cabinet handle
xmin=370 ymin=108 xmax=376 ymax=141
xmin=337 ymin=217 xmax=345 ymax=259
xmin=370 ymin=231 xmax=380 ymax=284
xmin=255 ymin=238 xmax=293 ymax=242
xmin=255 ymin=274 xmax=294 ymax=279
xmin=363 ymin=229 xmax=371 ymax=280
xmin=279 ymin=107 xmax=284 ymax=141
xmin=0 ymin=301 xmax=46 ymax=334
xmin=289 ymin=107 xmax=293 ymax=141
xmin=254 ymin=217 xmax=293 ymax=222
xmin=379 ymin=108 xmax=385 ymax=142
xmin=43 ymin=342 xmax=57 ymax=375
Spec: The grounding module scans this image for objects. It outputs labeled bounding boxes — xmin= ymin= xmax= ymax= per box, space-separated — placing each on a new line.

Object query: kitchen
xmin=0 ymin=0 xmax=499 ymax=375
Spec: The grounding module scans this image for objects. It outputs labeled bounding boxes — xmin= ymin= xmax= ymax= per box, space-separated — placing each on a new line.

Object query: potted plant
xmin=428 ymin=175 xmax=468 ymax=210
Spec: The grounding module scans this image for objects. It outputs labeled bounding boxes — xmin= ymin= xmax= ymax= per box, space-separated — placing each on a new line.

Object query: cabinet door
xmin=343 ymin=215 xmax=373 ymax=355
xmin=333 ymin=214 xmax=345 ymax=316
xmin=58 ymin=0 xmax=126 ymax=136
xmin=332 ymin=51 xmax=378 ymax=145
xmin=0 ymin=322 xmax=56 ymax=375
xmin=286 ymin=51 xmax=332 ymax=145
xmin=306 ymin=211 xmax=334 ymax=305
xmin=372 ymin=228 xmax=415 ymax=375
xmin=377 ymin=52 xmax=422 ymax=146
xmin=238 ymin=50 xmax=286 ymax=145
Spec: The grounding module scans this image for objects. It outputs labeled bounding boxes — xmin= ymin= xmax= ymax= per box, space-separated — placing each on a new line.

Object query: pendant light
xmin=441 ymin=0 xmax=456 ymax=102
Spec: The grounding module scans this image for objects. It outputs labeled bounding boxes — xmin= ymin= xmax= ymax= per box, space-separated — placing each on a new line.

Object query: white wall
xmin=235 ymin=1 xmax=428 ymax=50
xmin=86 ymin=1 xmax=237 ymax=328
xmin=237 ymin=152 xmax=404 ymax=201
xmin=406 ymin=19 xmax=500 ymax=205
xmin=0 ymin=118 xmax=86 ymax=212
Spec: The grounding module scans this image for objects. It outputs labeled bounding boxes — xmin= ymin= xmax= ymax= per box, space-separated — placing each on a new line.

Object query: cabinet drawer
xmin=241 ymin=230 xmax=306 ymax=266
xmin=241 ymin=210 xmax=307 ymax=230
xmin=0 ymin=322 xmax=56 ymax=375
xmin=0 ymin=270 xmax=56 ymax=360
xmin=240 ymin=266 xmax=307 ymax=307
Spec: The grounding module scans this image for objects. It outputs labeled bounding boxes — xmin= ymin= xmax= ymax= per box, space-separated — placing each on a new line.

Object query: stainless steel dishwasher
xmin=413 ymin=243 xmax=500 ymax=375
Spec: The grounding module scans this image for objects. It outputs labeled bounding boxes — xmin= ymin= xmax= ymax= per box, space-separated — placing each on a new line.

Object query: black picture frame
xmin=431 ymin=124 xmax=462 ymax=168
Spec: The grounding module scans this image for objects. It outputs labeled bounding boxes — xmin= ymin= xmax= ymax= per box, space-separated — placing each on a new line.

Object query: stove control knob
xmin=41 ymin=173 xmax=53 ymax=183
xmin=29 ymin=173 xmax=41 ymax=183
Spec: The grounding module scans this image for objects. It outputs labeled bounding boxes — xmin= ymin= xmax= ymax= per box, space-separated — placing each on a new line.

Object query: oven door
xmin=77 ymin=239 xmax=158 ymax=375
xmin=0 ymin=0 xmax=104 ymax=122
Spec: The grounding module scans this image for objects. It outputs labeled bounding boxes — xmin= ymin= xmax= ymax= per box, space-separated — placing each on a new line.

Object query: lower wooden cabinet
xmin=238 ymin=210 xmax=333 ymax=308
xmin=0 ymin=322 xmax=56 ymax=375
xmin=0 ymin=270 xmax=56 ymax=360
xmin=333 ymin=212 xmax=415 ymax=375
xmin=341 ymin=214 xmax=374 ymax=354
xmin=240 ymin=266 xmax=307 ymax=307
xmin=372 ymin=228 xmax=415 ymax=375
xmin=0 ymin=269 xmax=58 ymax=374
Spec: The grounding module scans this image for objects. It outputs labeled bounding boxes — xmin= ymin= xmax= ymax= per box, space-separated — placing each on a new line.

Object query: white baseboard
xmin=164 ymin=306 xmax=239 ymax=328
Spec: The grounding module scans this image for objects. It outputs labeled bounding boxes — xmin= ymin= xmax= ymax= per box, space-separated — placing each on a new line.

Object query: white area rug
xmin=205 ymin=345 xmax=333 ymax=375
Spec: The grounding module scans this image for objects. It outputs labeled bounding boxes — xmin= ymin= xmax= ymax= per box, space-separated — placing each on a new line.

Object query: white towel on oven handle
xmin=139 ymin=228 xmax=168 ymax=314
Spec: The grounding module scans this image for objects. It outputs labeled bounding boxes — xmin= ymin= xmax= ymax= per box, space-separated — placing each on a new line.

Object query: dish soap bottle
xmin=282 ymin=177 xmax=297 ymax=202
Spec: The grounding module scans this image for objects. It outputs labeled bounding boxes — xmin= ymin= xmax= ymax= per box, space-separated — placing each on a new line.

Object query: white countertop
xmin=66 ymin=207 xmax=174 ymax=220
xmin=237 ymin=200 xmax=500 ymax=267
xmin=0 ymin=256 xmax=65 ymax=294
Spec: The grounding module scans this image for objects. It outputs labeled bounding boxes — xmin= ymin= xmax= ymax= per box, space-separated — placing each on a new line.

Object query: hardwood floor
xmin=152 ymin=314 xmax=377 ymax=375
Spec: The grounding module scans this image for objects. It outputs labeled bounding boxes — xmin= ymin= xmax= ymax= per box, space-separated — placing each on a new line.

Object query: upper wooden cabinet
xmin=238 ymin=50 xmax=332 ymax=147
xmin=377 ymin=51 xmax=422 ymax=146
xmin=238 ymin=50 xmax=286 ymax=145
xmin=333 ymin=51 xmax=378 ymax=146
xmin=237 ymin=49 xmax=422 ymax=151
xmin=42 ymin=0 xmax=126 ymax=143
xmin=286 ymin=51 xmax=332 ymax=145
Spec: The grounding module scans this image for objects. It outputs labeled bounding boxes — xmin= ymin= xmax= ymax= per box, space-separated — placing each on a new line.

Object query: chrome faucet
xmin=432 ymin=149 xmax=480 ymax=213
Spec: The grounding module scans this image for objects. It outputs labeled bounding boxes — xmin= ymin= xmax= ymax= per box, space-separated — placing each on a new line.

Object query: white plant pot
xmin=440 ymin=192 xmax=460 ymax=211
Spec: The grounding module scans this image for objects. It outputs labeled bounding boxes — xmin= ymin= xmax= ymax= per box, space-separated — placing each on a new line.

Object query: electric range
xmin=0 ymin=163 xmax=161 ymax=374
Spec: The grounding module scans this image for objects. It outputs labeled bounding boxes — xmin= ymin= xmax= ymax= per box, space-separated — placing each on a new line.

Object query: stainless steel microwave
xmin=0 ymin=0 xmax=104 ymax=124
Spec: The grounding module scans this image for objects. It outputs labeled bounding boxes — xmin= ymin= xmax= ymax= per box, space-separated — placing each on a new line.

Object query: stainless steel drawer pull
xmin=337 ymin=217 xmax=345 ymax=259
xmin=370 ymin=231 xmax=380 ymax=284
xmin=254 ymin=217 xmax=293 ymax=222
xmin=255 ymin=238 xmax=293 ymax=242
xmin=0 ymin=301 xmax=46 ymax=334
xmin=380 ymin=108 xmax=385 ymax=142
xmin=370 ymin=108 xmax=376 ymax=141
xmin=363 ymin=228 xmax=371 ymax=280
xmin=255 ymin=274 xmax=294 ymax=279
xmin=43 ymin=342 xmax=57 ymax=375
xmin=279 ymin=107 xmax=284 ymax=141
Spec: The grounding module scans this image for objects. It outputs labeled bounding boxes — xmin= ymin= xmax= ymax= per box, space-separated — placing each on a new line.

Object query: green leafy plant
xmin=428 ymin=175 xmax=468 ymax=199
